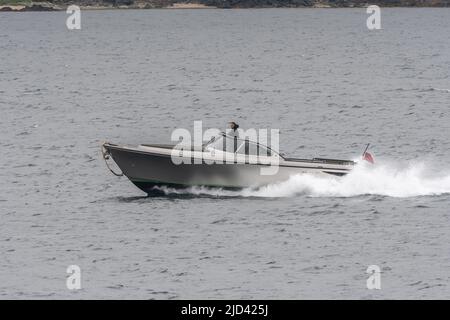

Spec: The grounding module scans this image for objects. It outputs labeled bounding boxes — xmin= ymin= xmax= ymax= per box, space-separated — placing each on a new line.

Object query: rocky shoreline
xmin=1 ymin=0 xmax=449 ymax=12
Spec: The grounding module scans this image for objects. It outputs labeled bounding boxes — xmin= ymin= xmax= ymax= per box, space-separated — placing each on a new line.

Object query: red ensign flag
xmin=363 ymin=152 xmax=374 ymax=164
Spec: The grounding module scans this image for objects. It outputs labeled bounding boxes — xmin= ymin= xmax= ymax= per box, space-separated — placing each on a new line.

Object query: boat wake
xmin=153 ymin=161 xmax=450 ymax=198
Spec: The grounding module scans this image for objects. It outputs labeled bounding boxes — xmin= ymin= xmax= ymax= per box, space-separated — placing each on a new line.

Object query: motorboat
xmin=102 ymin=132 xmax=357 ymax=194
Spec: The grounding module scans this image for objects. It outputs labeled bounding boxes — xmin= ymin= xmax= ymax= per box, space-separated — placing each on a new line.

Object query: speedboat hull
xmin=102 ymin=143 xmax=354 ymax=193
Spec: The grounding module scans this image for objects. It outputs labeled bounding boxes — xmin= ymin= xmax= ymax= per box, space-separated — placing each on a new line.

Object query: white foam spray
xmin=156 ymin=160 xmax=450 ymax=198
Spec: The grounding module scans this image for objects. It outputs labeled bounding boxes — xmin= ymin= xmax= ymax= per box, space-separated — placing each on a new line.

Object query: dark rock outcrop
xmin=200 ymin=0 xmax=449 ymax=7
xmin=19 ymin=4 xmax=59 ymax=10
xmin=201 ymin=0 xmax=314 ymax=8
xmin=1 ymin=0 xmax=449 ymax=11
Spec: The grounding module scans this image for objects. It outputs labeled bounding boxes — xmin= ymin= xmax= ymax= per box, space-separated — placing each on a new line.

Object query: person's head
xmin=228 ymin=122 xmax=239 ymax=131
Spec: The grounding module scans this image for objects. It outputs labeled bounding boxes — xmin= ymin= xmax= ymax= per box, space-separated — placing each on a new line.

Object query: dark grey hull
xmin=103 ymin=143 xmax=353 ymax=194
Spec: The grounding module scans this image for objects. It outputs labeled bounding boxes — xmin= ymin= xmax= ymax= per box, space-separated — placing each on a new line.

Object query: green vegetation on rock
xmin=0 ymin=0 xmax=31 ymax=5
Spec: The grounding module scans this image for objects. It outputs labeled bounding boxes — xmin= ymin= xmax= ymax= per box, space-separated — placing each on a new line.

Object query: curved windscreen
xmin=206 ymin=134 xmax=277 ymax=157
xmin=236 ymin=139 xmax=272 ymax=156
xmin=207 ymin=135 xmax=242 ymax=153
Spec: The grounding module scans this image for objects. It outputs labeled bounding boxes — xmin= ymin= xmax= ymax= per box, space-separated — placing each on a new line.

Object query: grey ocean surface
xmin=1 ymin=8 xmax=450 ymax=299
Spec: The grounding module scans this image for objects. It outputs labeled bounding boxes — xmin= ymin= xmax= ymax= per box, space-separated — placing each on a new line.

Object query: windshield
xmin=205 ymin=133 xmax=278 ymax=157
xmin=236 ymin=139 xmax=272 ymax=156
xmin=207 ymin=135 xmax=242 ymax=153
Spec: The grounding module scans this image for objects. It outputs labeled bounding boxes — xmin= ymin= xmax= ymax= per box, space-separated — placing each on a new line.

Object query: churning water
xmin=157 ymin=161 xmax=450 ymax=198
xmin=1 ymin=8 xmax=450 ymax=299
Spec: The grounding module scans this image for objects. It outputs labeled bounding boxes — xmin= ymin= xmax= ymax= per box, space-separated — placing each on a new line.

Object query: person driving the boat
xmin=227 ymin=122 xmax=240 ymax=153
xmin=228 ymin=122 xmax=240 ymax=137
